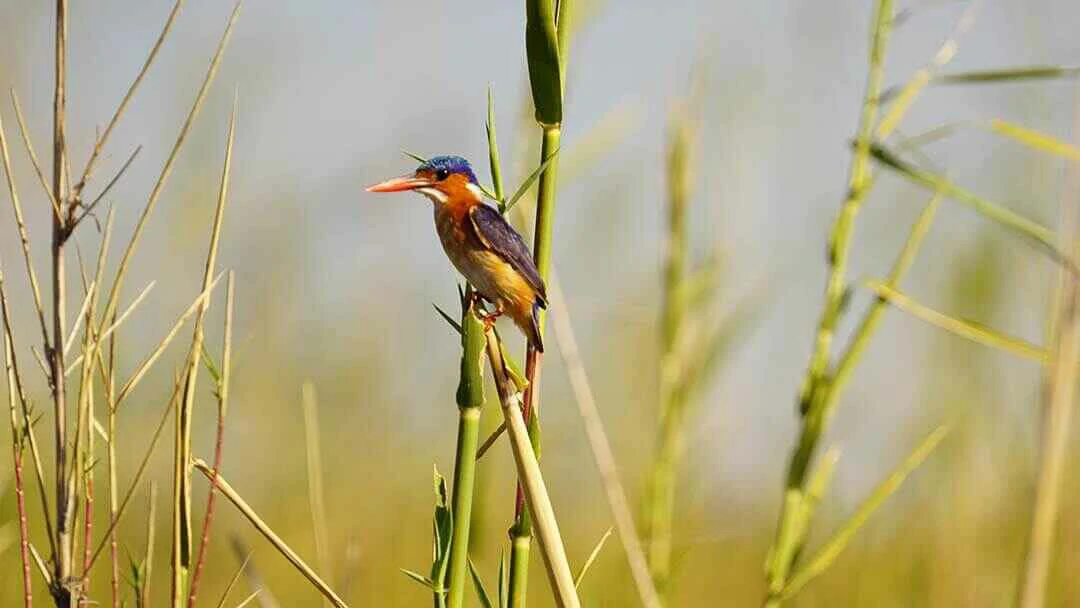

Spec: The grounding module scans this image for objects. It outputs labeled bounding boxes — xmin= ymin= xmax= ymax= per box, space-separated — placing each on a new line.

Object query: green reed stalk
xmin=512 ymin=0 xmax=571 ymax=601
xmin=446 ymin=302 xmax=486 ymax=608
xmin=765 ymin=0 xmax=893 ymax=604
xmin=508 ymin=124 xmax=561 ymax=604
xmin=644 ymin=112 xmax=690 ymax=599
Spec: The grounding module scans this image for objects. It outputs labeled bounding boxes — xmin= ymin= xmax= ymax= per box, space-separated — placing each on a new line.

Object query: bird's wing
xmin=468 ymin=204 xmax=547 ymax=305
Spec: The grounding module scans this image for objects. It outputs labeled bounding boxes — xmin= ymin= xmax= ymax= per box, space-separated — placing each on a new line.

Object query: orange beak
xmin=365 ymin=174 xmax=434 ymax=193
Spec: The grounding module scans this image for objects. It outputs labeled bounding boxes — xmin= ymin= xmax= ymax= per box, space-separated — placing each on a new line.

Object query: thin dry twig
xmin=483 ymin=328 xmax=580 ymax=608
xmin=192 ymin=460 xmax=349 ymax=608
xmin=546 ymin=272 xmax=661 ymax=608
xmin=9 ymin=89 xmax=63 ymax=221
xmin=75 ymin=0 xmax=186 ymax=197
xmin=1017 ymin=93 xmax=1080 ymax=608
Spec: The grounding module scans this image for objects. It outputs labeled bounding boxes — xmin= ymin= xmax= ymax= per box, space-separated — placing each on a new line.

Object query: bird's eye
xmin=435 ymin=169 xmax=449 ymax=181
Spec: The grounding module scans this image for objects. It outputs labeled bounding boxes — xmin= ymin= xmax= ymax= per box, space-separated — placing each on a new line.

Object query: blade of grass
xmin=115 ymin=272 xmax=224 ymax=405
xmin=0 ymin=108 xmax=51 ymax=363
xmin=300 ymin=381 xmax=332 ymax=606
xmin=486 ymin=86 xmax=505 ymax=202
xmin=985 ymin=119 xmax=1080 ymax=160
xmin=573 ymin=527 xmax=612 ymax=589
xmin=468 ymin=556 xmax=494 ymax=608
xmin=866 ymin=281 xmax=1046 ymax=361
xmin=234 ymin=590 xmax=262 ymax=608
xmin=822 ymin=193 xmax=943 ymax=426
xmin=875 ymin=0 xmax=981 ymax=139
xmin=9 ymin=89 xmax=62 ymax=221
xmin=63 ymin=279 xmax=96 ymax=357
xmin=501 ymin=147 xmax=559 ymax=214
xmin=64 ymin=280 xmax=156 ymax=377
xmin=75 ymin=0 xmax=185 ymax=196
xmin=73 ymin=145 xmax=142 ymax=229
xmin=934 ymin=65 xmax=1080 ymax=84
xmin=97 ymin=0 xmax=241 ymax=346
xmin=869 ymin=143 xmax=1071 ymax=270
xmin=229 ymin=537 xmax=282 ymax=608
xmin=402 ymin=150 xmax=427 ymax=164
xmin=215 ymin=551 xmax=253 ymax=608
xmin=174 ymin=91 xmax=237 ymax=606
xmin=781 ymin=425 xmax=951 ymax=599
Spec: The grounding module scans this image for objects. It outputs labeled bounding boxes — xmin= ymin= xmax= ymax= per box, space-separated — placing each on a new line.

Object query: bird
xmin=367 ymin=155 xmax=547 ymax=352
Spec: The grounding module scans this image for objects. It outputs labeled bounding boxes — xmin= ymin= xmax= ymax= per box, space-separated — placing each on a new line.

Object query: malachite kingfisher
xmin=367 ymin=156 xmax=547 ymax=352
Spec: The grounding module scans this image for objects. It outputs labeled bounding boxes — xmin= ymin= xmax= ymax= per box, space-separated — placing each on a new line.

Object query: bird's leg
xmin=476 ymin=302 xmax=505 ymax=329
xmin=468 ymin=290 xmax=504 ymax=328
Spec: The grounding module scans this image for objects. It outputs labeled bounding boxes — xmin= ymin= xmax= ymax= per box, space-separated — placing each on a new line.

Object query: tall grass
xmin=4 ymin=1 xmax=1080 ymax=606
xmin=0 ymin=2 xmax=351 ymax=606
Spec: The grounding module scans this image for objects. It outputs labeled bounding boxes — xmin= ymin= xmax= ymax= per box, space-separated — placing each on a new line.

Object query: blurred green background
xmin=1 ymin=0 xmax=1079 ymax=605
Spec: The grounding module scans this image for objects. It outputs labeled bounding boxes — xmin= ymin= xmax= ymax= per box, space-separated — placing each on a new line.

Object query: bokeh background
xmin=2 ymin=0 xmax=1080 ymax=605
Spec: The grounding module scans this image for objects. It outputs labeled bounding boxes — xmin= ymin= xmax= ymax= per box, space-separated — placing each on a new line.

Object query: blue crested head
xmin=418 ymin=155 xmax=478 ymax=185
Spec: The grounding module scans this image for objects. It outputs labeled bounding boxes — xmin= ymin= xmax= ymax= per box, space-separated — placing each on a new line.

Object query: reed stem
xmin=485 ymin=329 xmax=580 ymax=608
xmin=1017 ymin=105 xmax=1080 ymax=608
xmin=51 ymin=2 xmax=74 ymax=604
xmin=645 ymin=110 xmax=691 ymax=599
xmin=765 ymin=0 xmax=893 ymax=602
xmin=446 ymin=303 xmax=486 ymax=608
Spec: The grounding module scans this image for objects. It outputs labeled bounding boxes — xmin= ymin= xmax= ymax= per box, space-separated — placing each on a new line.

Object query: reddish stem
xmin=108 ymin=515 xmax=119 ymax=608
xmin=13 ymin=441 xmax=33 ymax=608
xmin=186 ymin=405 xmax=226 ymax=608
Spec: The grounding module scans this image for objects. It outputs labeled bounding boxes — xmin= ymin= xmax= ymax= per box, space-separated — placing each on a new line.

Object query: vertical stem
xmin=6 ymin=327 xmax=34 ymax=608
xmin=530 ymin=126 xmax=562 ymax=281
xmin=106 ymin=312 xmax=120 ymax=608
xmin=446 ymin=305 xmax=485 ymax=608
xmin=486 ymin=330 xmax=580 ymax=608
xmin=173 ymin=94 xmax=235 ymax=606
xmin=79 ymin=388 xmax=95 ymax=607
xmin=188 ymin=273 xmax=235 ymax=608
xmin=645 ymin=112 xmax=691 ymax=599
xmin=509 ymin=123 xmax=562 ymax=606
xmin=52 ymin=1 xmax=73 ymax=604
xmin=299 ymin=382 xmax=331 ymax=607
xmin=766 ymin=0 xmax=893 ymax=602
xmin=1017 ymin=107 xmax=1080 ymax=608
xmin=141 ymin=482 xmax=158 ymax=608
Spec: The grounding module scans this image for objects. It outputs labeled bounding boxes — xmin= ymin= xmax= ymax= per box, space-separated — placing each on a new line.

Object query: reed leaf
xmin=782 ymin=426 xmax=950 ymax=599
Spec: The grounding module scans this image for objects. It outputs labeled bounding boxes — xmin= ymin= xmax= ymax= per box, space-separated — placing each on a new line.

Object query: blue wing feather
xmin=468 ymin=204 xmax=547 ymax=306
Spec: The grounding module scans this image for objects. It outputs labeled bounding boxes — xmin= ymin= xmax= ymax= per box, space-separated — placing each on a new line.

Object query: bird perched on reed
xmin=367 ymin=155 xmax=547 ymax=351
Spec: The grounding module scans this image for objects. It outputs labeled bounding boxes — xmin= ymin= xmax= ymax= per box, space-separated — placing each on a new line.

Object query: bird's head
xmin=366 ymin=155 xmax=483 ymax=205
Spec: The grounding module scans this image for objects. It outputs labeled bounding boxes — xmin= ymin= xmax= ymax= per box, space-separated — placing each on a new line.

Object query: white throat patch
xmin=417 ymin=187 xmax=448 ymax=204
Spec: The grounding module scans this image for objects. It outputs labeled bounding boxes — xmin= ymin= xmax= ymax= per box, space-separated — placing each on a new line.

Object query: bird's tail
xmin=527 ymin=299 xmax=545 ymax=353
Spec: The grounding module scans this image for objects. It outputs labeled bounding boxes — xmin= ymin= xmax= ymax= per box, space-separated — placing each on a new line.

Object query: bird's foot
xmin=476 ymin=304 xmax=504 ymax=329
